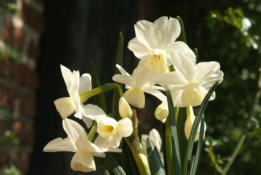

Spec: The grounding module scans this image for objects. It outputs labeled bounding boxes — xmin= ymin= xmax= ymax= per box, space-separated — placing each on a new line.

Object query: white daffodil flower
xmin=119 ymin=97 xmax=133 ymax=118
xmin=43 ymin=118 xmax=109 ymax=172
xmin=94 ymin=116 xmax=133 ymax=148
xmin=154 ymin=102 xmax=169 ymax=123
xmin=154 ymin=53 xmax=224 ymax=107
xmin=54 ymin=65 xmax=92 ymax=119
xmin=128 ymin=16 xmax=195 ymax=74
xmin=184 ymin=106 xmax=206 ymax=141
xmin=113 ymin=64 xmax=166 ymax=108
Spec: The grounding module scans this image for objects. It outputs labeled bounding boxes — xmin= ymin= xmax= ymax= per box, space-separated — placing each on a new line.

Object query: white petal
xmin=83 ymin=104 xmax=106 ymax=120
xmin=82 ymin=117 xmax=93 ymax=129
xmin=79 ymin=73 xmax=92 ymax=94
xmin=149 ymin=129 xmax=162 ymax=151
xmin=170 ymin=52 xmax=196 ymax=81
xmin=112 ymin=74 xmax=135 ymax=88
xmin=94 ymin=135 xmax=121 ymax=149
xmin=118 ymin=118 xmax=133 ymax=137
xmin=133 ymin=66 xmax=151 ymax=89
xmin=128 ymin=38 xmax=151 ymax=58
xmin=143 ymin=88 xmax=167 ymax=103
xmin=43 ymin=137 xmax=77 ymax=152
xmin=154 ymin=17 xmax=181 ymax=47
xmin=116 ymin=64 xmax=130 ymax=76
xmin=62 ymin=118 xmax=85 ymax=144
xmin=194 ymin=62 xmax=221 ymax=84
xmin=54 ymin=97 xmax=75 ymax=119
xmin=60 ymin=65 xmax=73 ymax=89
xmin=134 ymin=20 xmax=160 ymax=49
xmin=71 ymin=151 xmax=96 ymax=172
xmin=61 ymin=65 xmax=80 ymax=97
xmin=124 ymin=88 xmax=145 ymax=108
xmin=167 ymin=42 xmax=195 ymax=60
xmin=153 ymin=71 xmax=188 ymax=86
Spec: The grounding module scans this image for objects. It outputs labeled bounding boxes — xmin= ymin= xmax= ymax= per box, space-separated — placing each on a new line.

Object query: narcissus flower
xmin=113 ymin=64 xmax=166 ymax=108
xmin=128 ymin=16 xmax=195 ymax=74
xmin=95 ymin=116 xmax=133 ymax=148
xmin=184 ymin=107 xmax=206 ymax=141
xmin=154 ymin=53 xmax=224 ymax=107
xmin=54 ymin=65 xmax=92 ymax=119
xmin=43 ymin=118 xmax=108 ymax=172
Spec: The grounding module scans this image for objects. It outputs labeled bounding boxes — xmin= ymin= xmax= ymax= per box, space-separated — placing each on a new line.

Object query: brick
xmin=9 ymin=120 xmax=34 ymax=144
xmin=0 ymin=119 xmax=5 ymax=136
xmin=21 ymin=2 xmax=44 ymax=33
xmin=12 ymin=151 xmax=30 ymax=175
xmin=0 ymin=20 xmax=25 ymax=51
xmin=0 ymin=60 xmax=38 ymax=88
xmin=0 ymin=86 xmax=36 ymax=118
xmin=20 ymin=95 xmax=36 ymax=118
xmin=27 ymin=38 xmax=40 ymax=60
xmin=0 ymin=153 xmax=8 ymax=170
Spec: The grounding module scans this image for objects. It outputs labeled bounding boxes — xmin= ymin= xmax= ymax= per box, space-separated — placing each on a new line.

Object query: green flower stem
xmin=221 ymin=89 xmax=261 ymax=175
xmin=87 ymin=122 xmax=97 ymax=142
xmin=165 ymin=116 xmax=173 ymax=175
xmin=125 ymin=110 xmax=151 ymax=175
xmin=79 ymin=83 xmax=123 ymax=103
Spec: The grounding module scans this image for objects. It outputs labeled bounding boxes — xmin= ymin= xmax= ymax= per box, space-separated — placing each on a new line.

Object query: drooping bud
xmin=119 ymin=97 xmax=133 ymax=118
xmin=184 ymin=106 xmax=206 ymax=141
xmin=154 ymin=102 xmax=169 ymax=123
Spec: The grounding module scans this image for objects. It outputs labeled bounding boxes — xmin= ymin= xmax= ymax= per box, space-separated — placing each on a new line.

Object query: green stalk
xmin=79 ymin=83 xmax=123 ymax=102
xmin=125 ymin=110 xmax=151 ymax=175
xmin=221 ymin=89 xmax=261 ymax=175
xmin=87 ymin=122 xmax=97 ymax=142
xmin=165 ymin=116 xmax=173 ymax=175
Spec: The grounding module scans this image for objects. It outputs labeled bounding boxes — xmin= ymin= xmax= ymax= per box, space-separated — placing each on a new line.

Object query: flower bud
xmin=154 ymin=102 xmax=169 ymax=123
xmin=119 ymin=97 xmax=133 ymax=118
xmin=184 ymin=108 xmax=206 ymax=141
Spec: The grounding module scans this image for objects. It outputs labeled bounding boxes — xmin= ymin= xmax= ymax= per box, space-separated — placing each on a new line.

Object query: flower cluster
xmin=43 ymin=16 xmax=223 ymax=174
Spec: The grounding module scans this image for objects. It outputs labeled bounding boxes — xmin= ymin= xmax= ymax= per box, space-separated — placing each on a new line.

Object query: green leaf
xmin=90 ymin=61 xmax=107 ymax=112
xmin=101 ymin=166 xmax=110 ymax=175
xmin=146 ymin=138 xmax=166 ymax=175
xmin=190 ymin=115 xmax=205 ymax=175
xmin=177 ymin=16 xmax=187 ymax=43
xmin=164 ymin=86 xmax=182 ymax=175
xmin=105 ymin=153 xmax=127 ymax=175
xmin=115 ymin=32 xmax=124 ymax=72
xmin=183 ymin=82 xmax=219 ymax=175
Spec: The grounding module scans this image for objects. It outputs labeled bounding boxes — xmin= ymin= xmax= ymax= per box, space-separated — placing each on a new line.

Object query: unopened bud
xmin=119 ymin=97 xmax=133 ymax=118
xmin=155 ymin=102 xmax=169 ymax=123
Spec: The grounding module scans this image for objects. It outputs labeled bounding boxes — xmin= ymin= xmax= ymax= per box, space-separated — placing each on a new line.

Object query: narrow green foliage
xmin=165 ymin=86 xmax=182 ymax=175
xmin=90 ymin=61 xmax=107 ymax=112
xmin=177 ymin=16 xmax=187 ymax=43
xmin=183 ymin=82 xmax=219 ymax=175
xmin=146 ymin=138 xmax=166 ymax=175
xmin=105 ymin=153 xmax=127 ymax=175
xmin=190 ymin=116 xmax=205 ymax=175
xmin=115 ymin=32 xmax=124 ymax=72
xmin=101 ymin=166 xmax=110 ymax=175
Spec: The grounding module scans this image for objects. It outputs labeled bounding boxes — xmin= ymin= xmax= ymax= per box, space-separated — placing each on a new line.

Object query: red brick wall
xmin=0 ymin=0 xmax=43 ymax=174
